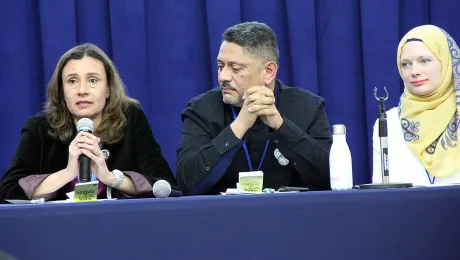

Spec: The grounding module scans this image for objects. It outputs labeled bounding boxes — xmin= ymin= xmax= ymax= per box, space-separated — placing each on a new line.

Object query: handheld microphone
xmin=152 ymin=180 xmax=183 ymax=198
xmin=76 ymin=118 xmax=94 ymax=183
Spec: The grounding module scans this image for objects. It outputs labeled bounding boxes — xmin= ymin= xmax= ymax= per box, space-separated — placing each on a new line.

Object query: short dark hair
xmin=222 ymin=21 xmax=279 ymax=64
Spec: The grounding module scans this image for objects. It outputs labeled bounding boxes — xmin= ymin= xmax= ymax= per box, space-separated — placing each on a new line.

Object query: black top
xmin=0 ymin=104 xmax=177 ymax=202
xmin=176 ymin=79 xmax=333 ymax=195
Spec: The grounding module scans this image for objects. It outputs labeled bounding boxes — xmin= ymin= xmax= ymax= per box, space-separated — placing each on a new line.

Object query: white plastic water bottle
xmin=329 ymin=124 xmax=353 ymax=190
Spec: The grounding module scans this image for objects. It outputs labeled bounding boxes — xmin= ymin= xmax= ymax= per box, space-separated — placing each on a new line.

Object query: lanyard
xmin=426 ymin=170 xmax=435 ymax=185
xmin=230 ymin=86 xmax=280 ymax=172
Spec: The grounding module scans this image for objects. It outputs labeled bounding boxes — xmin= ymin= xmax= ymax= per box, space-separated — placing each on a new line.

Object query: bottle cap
xmin=332 ymin=124 xmax=346 ymax=135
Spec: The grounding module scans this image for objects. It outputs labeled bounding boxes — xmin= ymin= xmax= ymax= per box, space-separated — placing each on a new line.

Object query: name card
xmin=74 ymin=181 xmax=98 ymax=202
xmin=239 ymin=171 xmax=264 ymax=193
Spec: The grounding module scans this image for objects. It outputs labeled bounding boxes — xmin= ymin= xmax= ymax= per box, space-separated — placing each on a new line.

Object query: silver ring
xmin=102 ymin=149 xmax=110 ymax=160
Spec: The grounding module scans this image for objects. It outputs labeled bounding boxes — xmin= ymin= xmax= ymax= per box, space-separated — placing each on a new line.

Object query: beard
xmin=222 ymin=94 xmax=243 ymax=106
xmin=221 ymin=82 xmax=243 ymax=106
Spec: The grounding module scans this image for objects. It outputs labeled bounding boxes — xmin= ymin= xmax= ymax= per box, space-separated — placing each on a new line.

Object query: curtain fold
xmin=1 ymin=0 xmax=459 ymax=185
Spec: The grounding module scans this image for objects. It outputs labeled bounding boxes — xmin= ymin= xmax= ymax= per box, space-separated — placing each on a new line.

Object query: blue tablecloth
xmin=0 ymin=186 xmax=459 ymax=260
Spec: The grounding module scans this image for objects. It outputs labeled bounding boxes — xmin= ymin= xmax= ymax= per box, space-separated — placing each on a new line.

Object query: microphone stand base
xmin=354 ymin=182 xmax=413 ymax=189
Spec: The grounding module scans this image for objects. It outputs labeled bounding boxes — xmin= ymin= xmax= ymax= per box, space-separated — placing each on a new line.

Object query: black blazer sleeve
xmin=271 ymin=96 xmax=332 ymax=190
xmin=131 ymin=107 xmax=178 ymax=190
xmin=175 ymin=100 xmax=242 ymax=194
xmin=0 ymin=116 xmax=42 ymax=203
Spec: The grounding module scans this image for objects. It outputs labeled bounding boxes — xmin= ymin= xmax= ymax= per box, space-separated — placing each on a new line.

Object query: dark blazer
xmin=177 ymin=79 xmax=333 ymax=195
xmin=0 ymin=104 xmax=177 ymax=203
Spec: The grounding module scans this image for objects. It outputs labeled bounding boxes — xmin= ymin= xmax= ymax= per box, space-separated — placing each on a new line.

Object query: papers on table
xmin=221 ymin=188 xmax=263 ymax=195
xmin=221 ymin=171 xmax=266 ymax=195
xmin=6 ymin=198 xmax=45 ymax=204
xmin=221 ymin=182 xmax=264 ymax=195
xmin=412 ymin=183 xmax=460 ymax=188
xmin=6 ymin=183 xmax=117 ymax=204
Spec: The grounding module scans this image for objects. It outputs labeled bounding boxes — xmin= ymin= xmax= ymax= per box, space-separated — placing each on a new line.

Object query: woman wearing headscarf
xmin=373 ymin=25 xmax=460 ymax=185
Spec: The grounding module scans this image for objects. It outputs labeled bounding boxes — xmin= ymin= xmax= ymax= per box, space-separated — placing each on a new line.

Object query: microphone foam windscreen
xmin=76 ymin=118 xmax=94 ymax=132
xmin=152 ymin=180 xmax=171 ymax=198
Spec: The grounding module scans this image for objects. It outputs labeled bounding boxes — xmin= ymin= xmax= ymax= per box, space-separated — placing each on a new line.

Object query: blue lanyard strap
xmin=426 ymin=170 xmax=435 ymax=185
xmin=230 ymin=86 xmax=279 ymax=172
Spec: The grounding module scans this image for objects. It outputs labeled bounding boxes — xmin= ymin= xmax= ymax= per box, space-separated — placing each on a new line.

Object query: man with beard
xmin=176 ymin=22 xmax=332 ymax=195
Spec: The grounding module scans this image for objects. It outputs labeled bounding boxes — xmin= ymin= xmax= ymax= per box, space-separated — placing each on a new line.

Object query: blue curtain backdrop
xmin=1 ymin=0 xmax=459 ymax=186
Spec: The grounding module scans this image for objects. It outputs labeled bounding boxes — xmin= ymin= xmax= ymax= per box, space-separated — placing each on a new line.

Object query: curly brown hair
xmin=44 ymin=43 xmax=139 ymax=144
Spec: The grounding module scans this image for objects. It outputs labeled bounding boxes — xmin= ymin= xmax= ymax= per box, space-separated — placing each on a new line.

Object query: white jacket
xmin=372 ymin=107 xmax=460 ymax=186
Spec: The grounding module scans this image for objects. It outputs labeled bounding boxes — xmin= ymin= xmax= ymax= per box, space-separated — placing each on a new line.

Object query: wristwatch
xmin=111 ymin=169 xmax=125 ymax=189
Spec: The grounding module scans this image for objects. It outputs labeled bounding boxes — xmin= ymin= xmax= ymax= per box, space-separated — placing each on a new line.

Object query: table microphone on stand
xmin=355 ymin=87 xmax=412 ymax=189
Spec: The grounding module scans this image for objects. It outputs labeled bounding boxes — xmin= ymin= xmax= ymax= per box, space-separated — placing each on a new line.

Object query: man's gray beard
xmin=223 ymin=95 xmax=243 ymax=106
